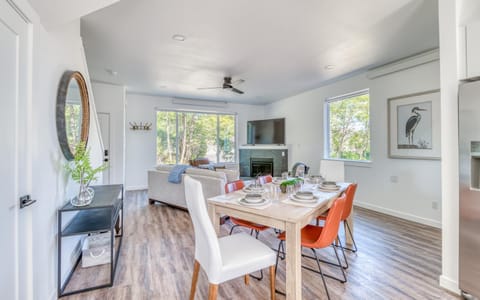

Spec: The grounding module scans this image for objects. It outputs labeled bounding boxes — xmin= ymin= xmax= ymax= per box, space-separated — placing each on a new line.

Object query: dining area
xmin=184 ymin=169 xmax=358 ymax=300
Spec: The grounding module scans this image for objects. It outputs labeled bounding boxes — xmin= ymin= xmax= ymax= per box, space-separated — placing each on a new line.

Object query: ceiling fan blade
xmin=231 ymin=87 xmax=244 ymax=94
xmin=197 ymin=86 xmax=223 ymax=90
xmin=231 ymin=79 xmax=245 ymax=85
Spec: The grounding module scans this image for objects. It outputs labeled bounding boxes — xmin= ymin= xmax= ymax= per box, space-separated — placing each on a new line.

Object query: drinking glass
xmin=287 ymin=185 xmax=294 ymax=197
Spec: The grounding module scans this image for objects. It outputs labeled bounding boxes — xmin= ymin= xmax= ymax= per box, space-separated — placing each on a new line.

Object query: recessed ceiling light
xmin=325 ymin=65 xmax=335 ymax=70
xmin=105 ymin=68 xmax=118 ymax=76
xmin=172 ymin=34 xmax=186 ymax=42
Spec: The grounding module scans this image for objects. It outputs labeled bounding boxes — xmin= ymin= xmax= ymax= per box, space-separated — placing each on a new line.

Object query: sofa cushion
xmin=186 ymin=167 xmax=227 ymax=180
xmin=217 ymin=169 xmax=239 ymax=182
xmin=156 ymin=164 xmax=175 ymax=172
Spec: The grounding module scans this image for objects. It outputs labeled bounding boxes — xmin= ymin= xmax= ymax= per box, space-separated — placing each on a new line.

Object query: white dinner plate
xmin=318 ymin=185 xmax=340 ymax=192
xmin=238 ymin=198 xmax=269 ymax=206
xmin=242 ymin=187 xmax=266 ymax=194
xmin=290 ymin=194 xmax=318 ymax=203
xmin=295 ymin=191 xmax=314 ymax=200
xmin=243 ymin=195 xmax=264 ymax=203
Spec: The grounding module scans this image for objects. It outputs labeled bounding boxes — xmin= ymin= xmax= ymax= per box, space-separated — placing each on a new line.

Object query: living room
xmin=1 ymin=0 xmax=478 ymax=299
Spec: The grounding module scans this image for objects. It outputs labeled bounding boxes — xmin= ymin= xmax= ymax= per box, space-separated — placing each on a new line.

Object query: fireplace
xmin=250 ymin=157 xmax=274 ymax=177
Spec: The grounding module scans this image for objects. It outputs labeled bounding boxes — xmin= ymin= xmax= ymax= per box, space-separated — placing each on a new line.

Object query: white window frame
xmin=156 ymin=109 xmax=238 ymax=164
xmin=324 ymin=89 xmax=371 ymax=163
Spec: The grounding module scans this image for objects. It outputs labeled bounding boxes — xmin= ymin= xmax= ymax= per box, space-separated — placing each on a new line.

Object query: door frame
xmin=0 ymin=1 xmax=34 ymax=299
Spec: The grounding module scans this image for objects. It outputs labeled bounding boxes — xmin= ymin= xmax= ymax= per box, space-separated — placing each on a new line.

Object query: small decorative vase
xmin=71 ymin=185 xmax=95 ymax=206
xmin=280 ymin=185 xmax=287 ymax=193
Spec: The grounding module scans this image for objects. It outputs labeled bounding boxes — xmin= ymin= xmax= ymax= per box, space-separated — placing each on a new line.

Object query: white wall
xmin=92 ymin=82 xmax=126 ymax=185
xmin=125 ymin=93 xmax=264 ymax=190
xmin=265 ymin=60 xmax=442 ymax=227
xmin=7 ymin=2 xmax=105 ymax=298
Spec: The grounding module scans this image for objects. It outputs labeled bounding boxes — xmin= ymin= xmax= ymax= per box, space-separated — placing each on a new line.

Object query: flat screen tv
xmin=247 ymin=118 xmax=285 ymax=145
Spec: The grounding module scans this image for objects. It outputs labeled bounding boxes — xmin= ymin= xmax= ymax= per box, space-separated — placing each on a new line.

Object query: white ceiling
xmin=81 ymin=0 xmax=439 ymax=105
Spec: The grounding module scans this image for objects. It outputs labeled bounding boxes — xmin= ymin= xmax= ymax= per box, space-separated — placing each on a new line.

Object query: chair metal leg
xmin=343 ymin=221 xmax=358 ymax=252
xmin=301 ymin=246 xmax=347 ymax=283
xmin=332 ymin=243 xmax=347 ymax=283
xmin=273 ymin=241 xmax=286 ymax=297
xmin=274 ymin=241 xmax=283 ymax=275
xmin=336 ymin=235 xmax=349 ymax=269
xmin=311 ymin=248 xmax=331 ymax=300
xmin=250 ymin=228 xmax=254 ymax=236
xmin=189 ymin=260 xmax=200 ymax=300
xmin=229 ymin=224 xmax=239 ymax=235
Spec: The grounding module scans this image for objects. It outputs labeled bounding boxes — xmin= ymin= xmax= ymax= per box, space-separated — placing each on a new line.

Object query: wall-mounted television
xmin=247 ymin=118 xmax=285 ymax=145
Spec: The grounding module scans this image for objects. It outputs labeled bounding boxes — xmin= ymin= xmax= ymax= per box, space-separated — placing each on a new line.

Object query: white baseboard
xmin=355 ymin=201 xmax=441 ymax=228
xmin=439 ymin=275 xmax=461 ymax=295
xmin=126 ymin=185 xmax=148 ymax=191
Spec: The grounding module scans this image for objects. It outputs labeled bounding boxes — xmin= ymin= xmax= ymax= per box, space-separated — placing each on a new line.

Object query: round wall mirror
xmin=56 ymin=70 xmax=90 ymax=160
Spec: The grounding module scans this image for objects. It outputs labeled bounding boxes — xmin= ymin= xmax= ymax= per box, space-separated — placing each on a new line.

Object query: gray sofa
xmin=148 ymin=164 xmax=239 ymax=209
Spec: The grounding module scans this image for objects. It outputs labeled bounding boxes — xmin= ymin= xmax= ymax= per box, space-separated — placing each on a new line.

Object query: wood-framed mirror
xmin=56 ymin=70 xmax=90 ymax=160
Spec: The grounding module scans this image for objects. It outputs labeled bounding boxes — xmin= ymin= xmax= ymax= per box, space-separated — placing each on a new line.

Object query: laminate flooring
xmin=62 ymin=190 xmax=460 ymax=300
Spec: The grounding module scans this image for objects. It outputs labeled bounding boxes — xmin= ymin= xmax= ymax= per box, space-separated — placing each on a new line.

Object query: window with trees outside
xmin=325 ymin=89 xmax=370 ymax=161
xmin=156 ymin=111 xmax=236 ymax=164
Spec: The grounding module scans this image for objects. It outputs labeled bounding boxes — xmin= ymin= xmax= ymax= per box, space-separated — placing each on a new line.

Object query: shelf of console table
xmin=57 ymin=184 xmax=123 ymax=297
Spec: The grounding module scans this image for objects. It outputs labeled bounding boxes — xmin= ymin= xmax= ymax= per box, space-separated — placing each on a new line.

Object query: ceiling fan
xmin=198 ymin=77 xmax=245 ymax=94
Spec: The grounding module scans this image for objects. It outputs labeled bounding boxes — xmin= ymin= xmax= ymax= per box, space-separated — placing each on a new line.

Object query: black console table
xmin=57 ymin=184 xmax=123 ymax=297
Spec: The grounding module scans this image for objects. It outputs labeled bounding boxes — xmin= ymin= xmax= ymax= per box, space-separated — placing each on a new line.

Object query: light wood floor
xmin=62 ymin=190 xmax=460 ymax=300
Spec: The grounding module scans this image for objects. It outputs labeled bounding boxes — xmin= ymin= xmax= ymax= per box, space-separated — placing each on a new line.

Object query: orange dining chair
xmin=275 ymin=195 xmax=347 ymax=300
xmin=317 ymin=183 xmax=358 ymax=268
xmin=226 ymin=180 xmax=271 ymax=280
xmin=258 ymin=175 xmax=273 ymax=184
xmin=184 ymin=176 xmax=276 ymax=300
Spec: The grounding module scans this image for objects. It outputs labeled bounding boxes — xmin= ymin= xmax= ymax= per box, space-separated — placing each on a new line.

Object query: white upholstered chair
xmin=319 ymin=159 xmax=345 ymax=182
xmin=184 ymin=176 xmax=276 ymax=300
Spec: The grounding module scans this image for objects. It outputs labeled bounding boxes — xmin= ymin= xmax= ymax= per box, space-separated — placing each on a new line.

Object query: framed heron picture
xmin=388 ymin=89 xmax=441 ymax=159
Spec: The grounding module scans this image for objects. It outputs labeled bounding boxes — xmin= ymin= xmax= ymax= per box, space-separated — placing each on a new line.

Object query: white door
xmin=98 ymin=112 xmax=111 ymax=183
xmin=0 ymin=2 xmax=33 ymax=300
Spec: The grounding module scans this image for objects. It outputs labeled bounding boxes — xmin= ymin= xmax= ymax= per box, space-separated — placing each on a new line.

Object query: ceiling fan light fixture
xmin=172 ymin=34 xmax=186 ymax=42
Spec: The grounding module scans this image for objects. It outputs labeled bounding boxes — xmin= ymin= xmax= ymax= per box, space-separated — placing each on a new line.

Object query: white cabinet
xmin=462 ymin=22 xmax=480 ymax=79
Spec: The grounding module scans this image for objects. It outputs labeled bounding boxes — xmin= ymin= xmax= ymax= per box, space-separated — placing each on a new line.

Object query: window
xmin=156 ymin=111 xmax=236 ymax=164
xmin=325 ymin=89 xmax=370 ymax=161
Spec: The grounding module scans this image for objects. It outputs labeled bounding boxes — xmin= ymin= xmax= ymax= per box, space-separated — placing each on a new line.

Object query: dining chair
xmin=226 ymin=180 xmax=271 ymax=280
xmin=226 ymin=180 xmax=270 ymax=238
xmin=319 ymin=159 xmax=345 ymax=182
xmin=258 ymin=175 xmax=273 ymax=184
xmin=275 ymin=195 xmax=347 ymax=300
xmin=317 ymin=183 xmax=358 ymax=259
xmin=184 ymin=176 xmax=277 ymax=300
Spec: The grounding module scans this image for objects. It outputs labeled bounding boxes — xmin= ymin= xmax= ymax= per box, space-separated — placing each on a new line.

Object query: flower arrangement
xmin=65 ymin=142 xmax=108 ymax=206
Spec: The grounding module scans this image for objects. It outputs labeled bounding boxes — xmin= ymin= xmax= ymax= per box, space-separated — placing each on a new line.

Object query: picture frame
xmin=388 ymin=89 xmax=441 ymax=160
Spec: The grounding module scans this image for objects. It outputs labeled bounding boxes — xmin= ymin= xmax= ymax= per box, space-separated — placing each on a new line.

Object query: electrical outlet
xmin=390 ymin=175 xmax=398 ymax=183
xmin=432 ymin=201 xmax=439 ymax=210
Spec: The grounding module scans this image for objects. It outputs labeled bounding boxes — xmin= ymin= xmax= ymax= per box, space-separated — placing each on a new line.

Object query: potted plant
xmin=279 ymin=178 xmax=303 ymax=193
xmin=65 ymin=142 xmax=108 ymax=206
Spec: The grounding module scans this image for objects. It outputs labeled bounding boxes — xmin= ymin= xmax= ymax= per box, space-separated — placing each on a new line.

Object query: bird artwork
xmin=405 ymin=106 xmax=427 ymax=145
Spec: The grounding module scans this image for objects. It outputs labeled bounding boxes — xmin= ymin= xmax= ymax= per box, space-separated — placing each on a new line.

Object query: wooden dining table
xmin=207 ymin=182 xmax=353 ymax=300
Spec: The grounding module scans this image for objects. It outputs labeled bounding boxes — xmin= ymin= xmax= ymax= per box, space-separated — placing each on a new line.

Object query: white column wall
xmin=91 ymin=82 xmax=126 ymax=185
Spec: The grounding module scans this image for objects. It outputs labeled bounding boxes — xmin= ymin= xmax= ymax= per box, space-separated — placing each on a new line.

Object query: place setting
xmin=242 ymin=183 xmax=267 ymax=194
xmin=237 ymin=192 xmax=272 ymax=209
xmin=282 ymin=189 xmax=324 ymax=208
xmin=317 ymin=181 xmax=341 ymax=192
